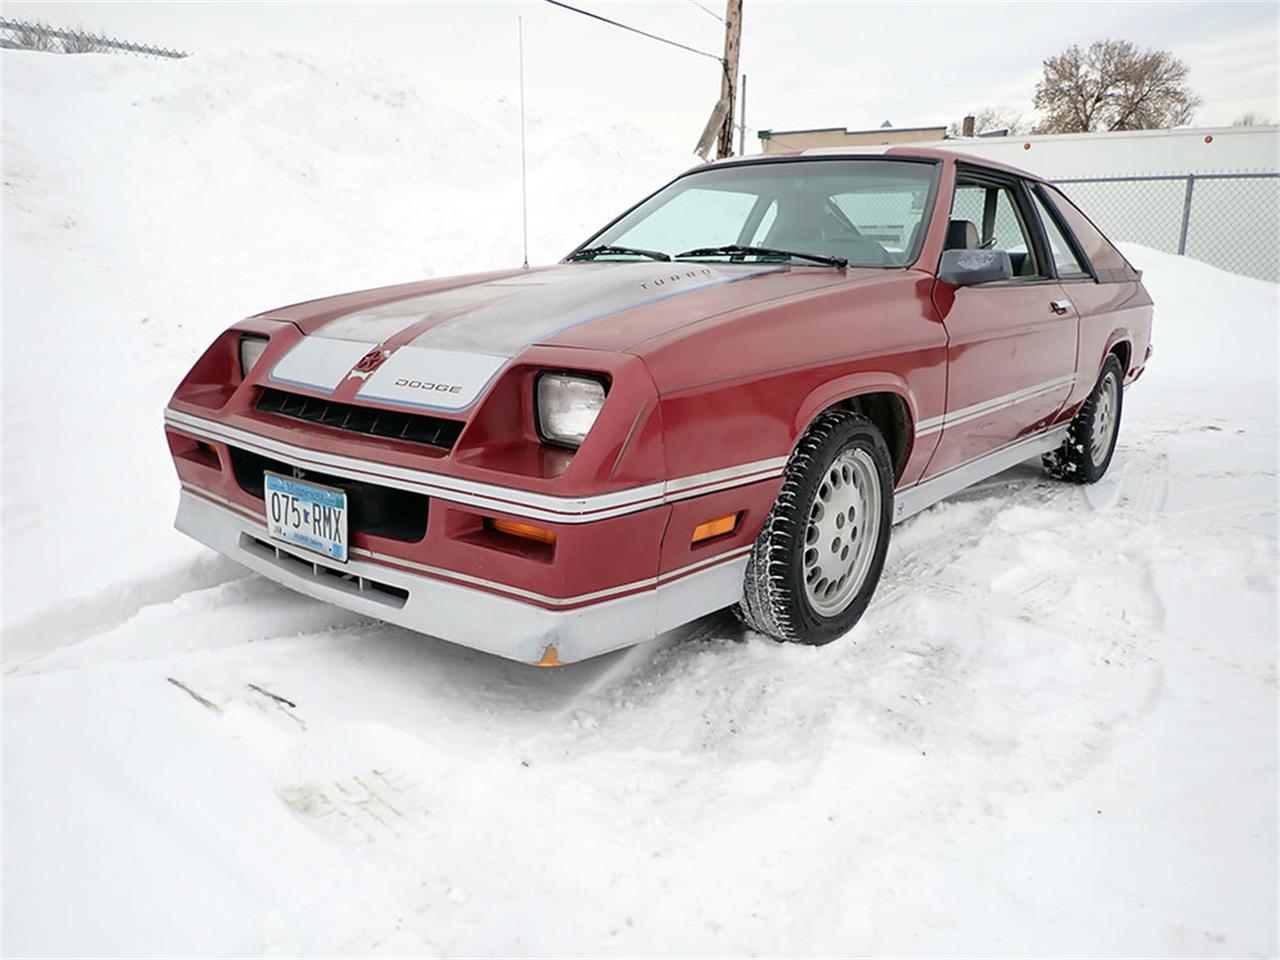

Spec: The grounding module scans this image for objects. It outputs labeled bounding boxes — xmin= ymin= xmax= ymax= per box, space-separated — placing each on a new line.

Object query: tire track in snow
xmin=2 ymin=552 xmax=248 ymax=670
xmin=153 ymin=657 xmax=445 ymax=850
xmin=7 ymin=569 xmax=370 ymax=676
xmin=538 ymin=453 xmax=1177 ymax=819
xmin=281 ymin=769 xmax=429 ymax=845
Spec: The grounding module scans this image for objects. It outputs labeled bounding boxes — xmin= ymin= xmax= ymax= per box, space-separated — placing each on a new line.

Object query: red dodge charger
xmin=164 ymin=147 xmax=1153 ymax=665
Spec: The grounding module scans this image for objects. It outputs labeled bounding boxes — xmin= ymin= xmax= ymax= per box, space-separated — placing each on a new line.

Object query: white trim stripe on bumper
xmin=181 ymin=483 xmax=751 ymax=608
xmin=164 ymin=408 xmax=785 ymax=524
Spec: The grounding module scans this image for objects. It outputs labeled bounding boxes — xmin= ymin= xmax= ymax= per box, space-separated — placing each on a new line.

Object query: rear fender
xmin=1101 ymin=328 xmax=1134 ymax=377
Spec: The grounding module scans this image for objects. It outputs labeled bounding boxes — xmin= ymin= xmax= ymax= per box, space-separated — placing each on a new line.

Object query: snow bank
xmin=1122 ymin=242 xmax=1278 ymax=388
xmin=1 ymin=49 xmax=690 ymax=639
xmin=3 ymin=49 xmax=1277 ymax=959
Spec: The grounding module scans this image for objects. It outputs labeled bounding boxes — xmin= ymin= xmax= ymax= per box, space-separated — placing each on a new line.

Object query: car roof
xmin=689 ymin=145 xmax=1046 ymax=184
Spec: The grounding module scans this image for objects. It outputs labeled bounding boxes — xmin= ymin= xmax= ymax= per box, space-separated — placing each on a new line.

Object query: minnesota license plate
xmin=264 ymin=471 xmax=348 ymax=562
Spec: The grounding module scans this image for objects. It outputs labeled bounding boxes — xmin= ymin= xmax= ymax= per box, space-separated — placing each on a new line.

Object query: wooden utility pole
xmin=716 ymin=0 xmax=743 ymax=158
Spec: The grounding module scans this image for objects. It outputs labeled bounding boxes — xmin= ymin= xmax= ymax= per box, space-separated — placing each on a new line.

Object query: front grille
xmin=256 ymin=388 xmax=464 ymax=451
xmin=229 ymin=446 xmax=428 ymax=543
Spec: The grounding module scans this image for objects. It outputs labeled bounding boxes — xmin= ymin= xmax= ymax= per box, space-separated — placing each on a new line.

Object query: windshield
xmin=580 ymin=159 xmax=938 ymax=268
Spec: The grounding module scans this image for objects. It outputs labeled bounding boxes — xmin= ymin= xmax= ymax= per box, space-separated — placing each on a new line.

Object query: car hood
xmin=258 ymin=261 xmax=881 ymax=413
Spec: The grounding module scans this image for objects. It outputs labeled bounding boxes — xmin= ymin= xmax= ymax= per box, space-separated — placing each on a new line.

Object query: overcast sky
xmin=6 ymin=1 xmax=1278 ymax=153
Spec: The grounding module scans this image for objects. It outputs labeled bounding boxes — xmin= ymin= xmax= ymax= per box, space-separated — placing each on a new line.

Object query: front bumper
xmin=176 ymin=488 xmax=751 ymax=665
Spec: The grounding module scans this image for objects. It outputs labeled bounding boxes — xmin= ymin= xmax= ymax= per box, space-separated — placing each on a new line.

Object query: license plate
xmin=264 ymin=471 xmax=348 ymax=562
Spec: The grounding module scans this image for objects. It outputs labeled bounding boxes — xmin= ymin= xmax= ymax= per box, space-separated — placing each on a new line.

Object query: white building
xmin=924 ymin=124 xmax=1278 ymax=179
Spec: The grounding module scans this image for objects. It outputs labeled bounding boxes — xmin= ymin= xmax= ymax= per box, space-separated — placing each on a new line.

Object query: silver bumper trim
xmin=175 ymin=490 xmax=749 ymax=664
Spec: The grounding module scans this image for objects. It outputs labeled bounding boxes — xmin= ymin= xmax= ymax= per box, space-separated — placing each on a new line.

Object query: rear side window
xmin=1040 ymin=185 xmax=1135 ymax=278
xmin=1030 ymin=190 xmax=1090 ymax=279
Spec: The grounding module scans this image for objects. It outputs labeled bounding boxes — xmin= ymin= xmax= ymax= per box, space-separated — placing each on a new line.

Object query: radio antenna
xmin=518 ymin=16 xmax=529 ymax=269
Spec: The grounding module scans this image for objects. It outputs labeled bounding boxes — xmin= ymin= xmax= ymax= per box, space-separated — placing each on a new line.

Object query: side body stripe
xmin=166 ymin=374 xmax=1075 ymax=523
xmin=914 ymin=374 xmax=1075 ymax=437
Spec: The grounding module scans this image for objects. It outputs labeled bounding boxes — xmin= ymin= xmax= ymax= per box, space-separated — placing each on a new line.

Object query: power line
xmin=689 ymin=1 xmax=724 ymax=24
xmin=543 ymin=0 xmax=724 ymax=65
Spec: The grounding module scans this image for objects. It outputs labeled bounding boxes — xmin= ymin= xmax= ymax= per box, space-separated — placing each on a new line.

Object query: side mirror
xmin=938 ymin=248 xmax=1014 ymax=286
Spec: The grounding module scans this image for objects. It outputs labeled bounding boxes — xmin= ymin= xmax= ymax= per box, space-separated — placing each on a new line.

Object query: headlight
xmin=536 ymin=373 xmax=607 ymax=448
xmin=239 ymin=335 xmax=269 ymax=377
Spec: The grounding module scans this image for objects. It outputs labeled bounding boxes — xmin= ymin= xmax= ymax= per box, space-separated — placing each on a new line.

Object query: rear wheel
xmin=1044 ymin=354 xmax=1124 ymax=484
xmin=738 ymin=410 xmax=894 ymax=644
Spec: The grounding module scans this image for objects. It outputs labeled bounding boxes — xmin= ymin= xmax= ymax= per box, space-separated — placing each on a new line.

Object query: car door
xmin=924 ymin=166 xmax=1079 ymax=477
xmin=1030 ymin=182 xmax=1152 ymax=413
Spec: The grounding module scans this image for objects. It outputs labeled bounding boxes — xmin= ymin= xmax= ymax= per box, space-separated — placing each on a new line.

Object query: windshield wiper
xmin=674 ymin=244 xmax=848 ymax=268
xmin=566 ymin=244 xmax=671 ymax=262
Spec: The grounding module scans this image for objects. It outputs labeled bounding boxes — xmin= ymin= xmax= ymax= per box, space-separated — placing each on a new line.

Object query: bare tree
xmin=1233 ymin=112 xmax=1272 ymax=126
xmin=947 ymin=107 xmax=1030 ymax=138
xmin=1033 ymin=39 xmax=1199 ymax=133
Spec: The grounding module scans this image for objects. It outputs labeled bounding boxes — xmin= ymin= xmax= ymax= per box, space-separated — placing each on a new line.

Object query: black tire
xmin=738 ymin=410 xmax=894 ymax=644
xmin=1043 ymin=354 xmax=1124 ymax=484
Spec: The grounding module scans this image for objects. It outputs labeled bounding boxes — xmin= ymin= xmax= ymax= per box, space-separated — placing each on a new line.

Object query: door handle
xmin=1050 ymin=299 xmax=1072 ymax=315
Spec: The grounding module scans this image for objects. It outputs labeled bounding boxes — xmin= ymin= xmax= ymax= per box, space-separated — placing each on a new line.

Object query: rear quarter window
xmin=1041 ymin=184 xmax=1137 ymax=281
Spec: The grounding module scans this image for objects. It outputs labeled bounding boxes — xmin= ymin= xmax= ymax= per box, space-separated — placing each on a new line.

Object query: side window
xmin=1030 ymin=188 xmax=1090 ymax=278
xmin=611 ymin=187 xmax=757 ymax=254
xmin=948 ymin=183 xmax=987 ymax=240
xmin=947 ymin=177 xmax=1043 ymax=277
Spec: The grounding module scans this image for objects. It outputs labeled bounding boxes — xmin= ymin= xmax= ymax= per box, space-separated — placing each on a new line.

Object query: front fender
xmin=792 ymin=371 xmax=920 ymax=441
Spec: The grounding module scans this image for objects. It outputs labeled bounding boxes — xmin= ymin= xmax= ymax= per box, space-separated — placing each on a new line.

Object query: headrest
xmin=945 ymin=219 xmax=980 ymax=250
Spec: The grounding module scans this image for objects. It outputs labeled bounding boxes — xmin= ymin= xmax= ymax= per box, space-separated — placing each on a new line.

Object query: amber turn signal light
xmin=691 ymin=512 xmax=739 ymax=544
xmin=489 ymin=518 xmax=557 ymax=545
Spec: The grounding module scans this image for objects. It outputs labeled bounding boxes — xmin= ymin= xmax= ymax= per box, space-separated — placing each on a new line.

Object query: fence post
xmin=1177 ymin=173 xmax=1196 ymax=255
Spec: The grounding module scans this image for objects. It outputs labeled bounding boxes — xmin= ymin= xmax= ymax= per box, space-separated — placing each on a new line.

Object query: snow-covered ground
xmin=3 ymin=50 xmax=1277 ymax=959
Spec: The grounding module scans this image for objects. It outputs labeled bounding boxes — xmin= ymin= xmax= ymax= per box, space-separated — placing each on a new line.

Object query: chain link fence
xmin=0 ymin=18 xmax=188 ymax=59
xmin=1052 ymin=172 xmax=1280 ymax=282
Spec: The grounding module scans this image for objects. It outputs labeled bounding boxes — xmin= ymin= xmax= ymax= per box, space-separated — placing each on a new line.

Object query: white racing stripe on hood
xmin=270 ymin=263 xmax=786 ymax=401
xmin=269 ymin=336 xmax=377 ymax=393
xmin=354 ymin=347 xmax=508 ymax=412
xmin=318 ymin=285 xmax=514 ymax=342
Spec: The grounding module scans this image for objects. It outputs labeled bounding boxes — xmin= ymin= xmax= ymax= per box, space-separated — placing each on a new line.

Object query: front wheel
xmin=738 ymin=410 xmax=894 ymax=645
xmin=1044 ymin=354 xmax=1124 ymax=484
